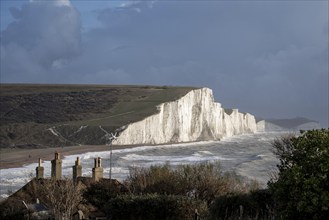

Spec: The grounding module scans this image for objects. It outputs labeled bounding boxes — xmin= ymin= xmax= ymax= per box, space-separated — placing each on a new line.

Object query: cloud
xmin=1 ymin=0 xmax=328 ymax=126
xmin=30 ymin=0 xmax=71 ymax=7
xmin=1 ymin=0 xmax=81 ymax=82
xmin=250 ymin=44 xmax=328 ymax=121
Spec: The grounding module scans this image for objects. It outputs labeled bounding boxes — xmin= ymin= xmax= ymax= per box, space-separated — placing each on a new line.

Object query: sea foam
xmin=0 ymin=132 xmax=285 ymax=200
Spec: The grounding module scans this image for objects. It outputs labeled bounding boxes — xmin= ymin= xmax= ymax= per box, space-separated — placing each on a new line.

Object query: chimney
xmin=92 ymin=157 xmax=103 ymax=182
xmin=35 ymin=158 xmax=44 ymax=179
xmin=51 ymin=152 xmax=62 ymax=180
xmin=72 ymin=157 xmax=82 ymax=180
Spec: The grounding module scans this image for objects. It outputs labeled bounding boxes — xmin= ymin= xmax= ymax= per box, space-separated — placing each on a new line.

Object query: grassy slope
xmin=0 ymin=84 xmax=198 ymax=148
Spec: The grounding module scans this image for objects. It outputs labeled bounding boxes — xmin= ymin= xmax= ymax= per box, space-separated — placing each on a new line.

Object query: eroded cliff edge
xmin=113 ymin=88 xmax=257 ymax=145
xmin=0 ymin=85 xmax=195 ymax=148
xmin=1 ymin=85 xmax=257 ymax=148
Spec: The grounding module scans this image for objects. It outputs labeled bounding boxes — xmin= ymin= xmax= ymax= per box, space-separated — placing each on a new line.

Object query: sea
xmin=0 ymin=131 xmax=292 ymax=200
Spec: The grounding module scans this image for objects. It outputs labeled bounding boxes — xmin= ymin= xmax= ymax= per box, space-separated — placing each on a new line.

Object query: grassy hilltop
xmin=0 ymin=84 xmax=198 ymax=148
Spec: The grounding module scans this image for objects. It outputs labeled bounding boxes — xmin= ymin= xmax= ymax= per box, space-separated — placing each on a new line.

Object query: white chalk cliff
xmin=256 ymin=120 xmax=285 ymax=132
xmin=113 ymin=88 xmax=257 ymax=145
xmin=256 ymin=120 xmax=320 ymax=132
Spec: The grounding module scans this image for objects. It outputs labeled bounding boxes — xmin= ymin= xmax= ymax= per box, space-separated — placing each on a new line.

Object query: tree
xmin=269 ymin=129 xmax=329 ymax=219
xmin=37 ymin=178 xmax=83 ymax=220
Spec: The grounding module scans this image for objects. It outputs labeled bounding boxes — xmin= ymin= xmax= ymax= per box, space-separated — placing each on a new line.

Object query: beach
xmin=0 ymin=145 xmax=129 ymax=169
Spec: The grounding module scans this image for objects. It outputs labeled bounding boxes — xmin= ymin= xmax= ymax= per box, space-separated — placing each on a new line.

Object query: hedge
xmin=209 ymin=189 xmax=275 ymax=220
xmin=105 ymin=194 xmax=208 ymax=220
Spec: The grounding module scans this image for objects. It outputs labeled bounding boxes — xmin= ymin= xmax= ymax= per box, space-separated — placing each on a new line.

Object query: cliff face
xmin=256 ymin=119 xmax=321 ymax=132
xmin=113 ymin=88 xmax=257 ymax=145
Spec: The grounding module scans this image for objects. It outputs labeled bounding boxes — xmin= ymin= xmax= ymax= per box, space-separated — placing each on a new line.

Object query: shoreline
xmin=0 ymin=140 xmax=221 ymax=170
xmin=0 ymin=145 xmax=135 ymax=169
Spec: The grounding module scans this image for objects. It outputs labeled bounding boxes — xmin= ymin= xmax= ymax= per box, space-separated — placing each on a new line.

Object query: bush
xmin=209 ymin=189 xmax=275 ymax=220
xmin=269 ymin=129 xmax=329 ymax=220
xmin=105 ymin=194 xmax=208 ymax=220
xmin=83 ymin=179 xmax=128 ymax=209
xmin=125 ymin=162 xmax=258 ymax=203
xmin=0 ymin=197 xmax=26 ymax=220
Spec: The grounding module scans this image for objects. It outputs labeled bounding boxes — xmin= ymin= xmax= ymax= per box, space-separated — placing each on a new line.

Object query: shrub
xmin=0 ymin=197 xmax=26 ymax=220
xmin=83 ymin=178 xmax=128 ymax=209
xmin=209 ymin=189 xmax=275 ymax=220
xmin=105 ymin=194 xmax=208 ymax=220
xmin=126 ymin=163 xmax=177 ymax=194
xmin=125 ymin=162 xmax=259 ymax=203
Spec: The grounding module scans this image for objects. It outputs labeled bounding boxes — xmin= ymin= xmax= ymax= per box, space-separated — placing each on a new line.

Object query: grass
xmin=0 ymin=84 xmax=199 ymax=148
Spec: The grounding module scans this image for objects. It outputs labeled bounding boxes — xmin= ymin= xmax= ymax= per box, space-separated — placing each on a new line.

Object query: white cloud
xmin=30 ymin=0 xmax=71 ymax=7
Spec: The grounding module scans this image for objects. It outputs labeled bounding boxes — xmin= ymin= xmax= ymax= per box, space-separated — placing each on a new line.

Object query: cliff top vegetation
xmin=0 ymin=84 xmax=198 ymax=148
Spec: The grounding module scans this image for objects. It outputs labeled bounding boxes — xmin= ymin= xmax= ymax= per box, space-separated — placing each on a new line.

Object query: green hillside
xmin=0 ymin=84 xmax=198 ymax=148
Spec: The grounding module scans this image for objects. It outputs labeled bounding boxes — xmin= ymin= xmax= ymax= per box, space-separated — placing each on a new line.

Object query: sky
xmin=1 ymin=0 xmax=328 ymax=127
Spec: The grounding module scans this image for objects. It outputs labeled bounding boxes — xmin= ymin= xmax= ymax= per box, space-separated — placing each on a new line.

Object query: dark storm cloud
xmin=1 ymin=0 xmax=81 ymax=81
xmin=1 ymin=0 xmax=328 ymax=126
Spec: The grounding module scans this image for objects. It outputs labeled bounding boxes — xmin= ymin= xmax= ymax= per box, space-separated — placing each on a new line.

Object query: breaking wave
xmin=0 ymin=132 xmax=286 ymax=200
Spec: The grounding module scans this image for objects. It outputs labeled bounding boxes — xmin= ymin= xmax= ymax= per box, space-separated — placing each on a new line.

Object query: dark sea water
xmin=0 ymin=131 xmax=290 ymax=199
